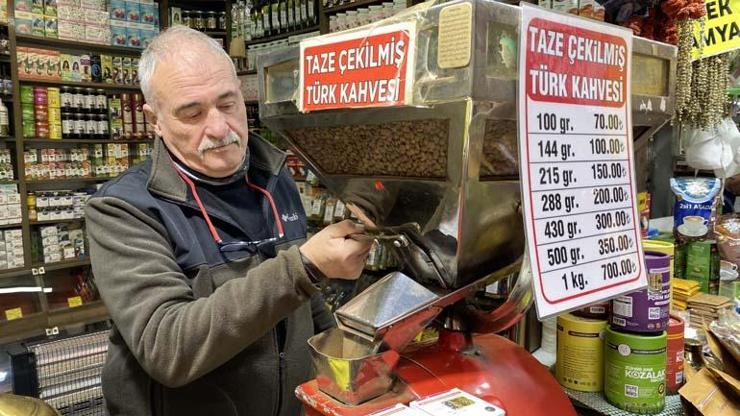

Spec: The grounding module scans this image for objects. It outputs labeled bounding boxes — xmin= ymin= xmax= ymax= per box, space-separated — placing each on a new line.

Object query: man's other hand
xmin=299 ymin=220 xmax=373 ymax=280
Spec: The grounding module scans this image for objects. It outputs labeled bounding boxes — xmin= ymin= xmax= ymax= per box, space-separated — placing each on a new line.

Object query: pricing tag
xmin=5 ymin=307 xmax=23 ymax=320
xmin=67 ymin=296 xmax=83 ymax=308
xmin=518 ymin=5 xmax=646 ymax=319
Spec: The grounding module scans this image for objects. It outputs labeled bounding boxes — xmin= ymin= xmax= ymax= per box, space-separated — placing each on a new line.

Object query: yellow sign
xmin=5 ymin=307 xmax=23 ymax=321
xmin=692 ymin=0 xmax=740 ymax=60
xmin=67 ymin=296 xmax=83 ymax=308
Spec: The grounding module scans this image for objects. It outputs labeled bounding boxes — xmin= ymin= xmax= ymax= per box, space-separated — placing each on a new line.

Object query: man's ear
xmin=143 ymin=103 xmax=162 ymax=137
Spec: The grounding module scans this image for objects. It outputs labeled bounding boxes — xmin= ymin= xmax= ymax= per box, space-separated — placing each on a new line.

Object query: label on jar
xmin=96 ymin=94 xmax=107 ymax=110
xmin=86 ymin=118 xmax=97 ymax=135
xmin=85 ymin=94 xmax=96 ymax=110
xmin=74 ymin=117 xmax=86 ymax=135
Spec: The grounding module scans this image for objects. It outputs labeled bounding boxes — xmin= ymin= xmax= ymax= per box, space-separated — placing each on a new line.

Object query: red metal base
xmin=297 ymin=332 xmax=575 ymax=416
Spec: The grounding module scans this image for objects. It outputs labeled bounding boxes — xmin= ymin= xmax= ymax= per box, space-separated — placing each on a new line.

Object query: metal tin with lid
xmin=611 ymin=251 xmax=670 ymax=333
xmin=556 ymin=313 xmax=606 ymax=392
xmin=666 ymin=315 xmax=684 ymax=394
xmin=605 ymin=327 xmax=667 ymax=414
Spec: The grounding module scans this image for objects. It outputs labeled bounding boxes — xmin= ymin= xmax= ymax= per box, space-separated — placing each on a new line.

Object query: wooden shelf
xmin=0 ymin=313 xmax=48 ymax=345
xmin=237 ymin=70 xmax=256 ymax=76
xmin=323 ymin=0 xmax=386 ymax=14
xmin=24 ymin=138 xmax=153 ymax=144
xmin=32 ymin=258 xmax=91 ymax=272
xmin=30 ymin=218 xmax=85 ymax=226
xmin=0 ymin=266 xmax=33 ymax=280
xmin=245 ymin=25 xmax=320 ymax=46
xmin=48 ymin=300 xmax=108 ymax=327
xmin=19 ymin=78 xmax=141 ymax=91
xmin=16 ymin=35 xmax=143 ymax=56
xmin=0 ymin=222 xmax=23 ymax=229
xmin=26 ymin=177 xmax=112 ymax=186
xmin=0 ymin=180 xmax=19 ymax=184
xmin=0 ymin=54 xmax=11 ymax=62
xmin=203 ymin=30 xmax=227 ymax=36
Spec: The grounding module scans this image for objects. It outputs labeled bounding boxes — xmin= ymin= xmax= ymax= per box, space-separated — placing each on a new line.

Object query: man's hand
xmin=300 ymin=220 xmax=373 ymax=280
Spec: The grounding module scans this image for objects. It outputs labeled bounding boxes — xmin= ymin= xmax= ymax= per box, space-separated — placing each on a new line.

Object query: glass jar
xmin=84 ymin=88 xmax=96 ymax=113
xmin=96 ymin=89 xmax=107 ymax=113
xmin=61 ymin=113 xmax=73 ymax=138
xmin=73 ymin=113 xmax=86 ymax=137
xmin=218 ymin=11 xmax=227 ymax=29
xmin=207 ymin=11 xmax=217 ymax=29
xmin=97 ymin=115 xmax=109 ymax=138
xmin=194 ymin=10 xmax=205 ymax=30
xmin=182 ymin=10 xmax=192 ymax=27
xmin=329 ymin=15 xmax=337 ymax=32
xmin=73 ymin=88 xmax=85 ymax=112
xmin=86 ymin=114 xmax=97 ymax=136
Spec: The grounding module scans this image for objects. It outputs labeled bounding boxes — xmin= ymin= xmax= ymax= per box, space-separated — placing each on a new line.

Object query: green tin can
xmin=605 ymin=327 xmax=667 ymax=414
xmin=20 ymin=85 xmax=33 ymax=104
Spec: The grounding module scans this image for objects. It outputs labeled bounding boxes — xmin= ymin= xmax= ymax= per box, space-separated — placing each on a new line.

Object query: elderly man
xmin=85 ymin=26 xmax=372 ymax=415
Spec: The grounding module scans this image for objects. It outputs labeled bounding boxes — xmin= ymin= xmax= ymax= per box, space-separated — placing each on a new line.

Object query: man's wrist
xmin=299 ymin=250 xmax=327 ymax=287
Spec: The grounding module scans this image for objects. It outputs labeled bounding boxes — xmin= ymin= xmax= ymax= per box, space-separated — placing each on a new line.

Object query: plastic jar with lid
xmin=369 ymin=5 xmax=383 ymax=23
xmin=329 ymin=15 xmax=337 ymax=32
xmin=346 ymin=10 xmax=357 ymax=29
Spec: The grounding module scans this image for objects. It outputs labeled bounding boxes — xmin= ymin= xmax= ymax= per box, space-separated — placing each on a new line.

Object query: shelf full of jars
xmin=167 ymin=4 xmax=229 ymax=47
xmin=21 ymin=83 xmax=153 ymax=142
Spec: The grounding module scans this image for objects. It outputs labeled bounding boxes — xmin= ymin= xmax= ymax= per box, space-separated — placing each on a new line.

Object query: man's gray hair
xmin=139 ymin=25 xmax=237 ymax=106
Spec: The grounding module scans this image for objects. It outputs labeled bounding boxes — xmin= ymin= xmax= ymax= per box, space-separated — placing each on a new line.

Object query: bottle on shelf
xmin=271 ymin=0 xmax=280 ymax=35
xmin=308 ymin=0 xmax=316 ymax=25
xmin=279 ymin=0 xmax=288 ymax=33
xmin=262 ymin=1 xmax=272 ymax=37
xmin=0 ymin=98 xmax=8 ymax=136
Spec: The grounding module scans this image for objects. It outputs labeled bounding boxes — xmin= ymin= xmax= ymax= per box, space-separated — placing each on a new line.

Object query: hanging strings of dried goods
xmin=659 ymin=0 xmax=724 ymax=128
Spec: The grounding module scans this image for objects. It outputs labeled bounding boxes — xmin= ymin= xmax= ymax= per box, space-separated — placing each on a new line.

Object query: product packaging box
xmin=578 ymin=0 xmax=593 ymax=18
xmin=140 ymin=2 xmax=156 ymax=25
xmin=60 ymin=53 xmax=72 ymax=80
xmin=15 ymin=0 xmax=32 ymax=12
xmin=169 ymin=6 xmax=181 ymax=25
xmin=71 ymin=54 xmax=81 ymax=81
xmin=44 ymin=0 xmax=57 ymax=16
xmin=30 ymin=13 xmax=45 ymax=36
xmin=122 ymin=57 xmax=132 ymax=84
xmin=132 ymin=58 xmax=139 ymax=84
xmin=126 ymin=26 xmax=141 ymax=48
xmin=125 ymin=0 xmax=140 ymax=22
xmin=110 ymin=0 xmax=126 ymax=20
xmin=101 ymin=54 xmax=113 ymax=83
xmin=14 ymin=11 xmax=33 ymax=34
xmin=48 ymin=50 xmax=60 ymax=79
xmin=552 ymin=0 xmax=579 ymax=14
xmin=31 ymin=0 xmax=43 ymax=14
xmin=44 ymin=15 xmax=58 ymax=38
xmin=80 ymin=53 xmax=90 ymax=82
xmin=85 ymin=24 xmax=110 ymax=45
xmin=111 ymin=22 xmax=127 ymax=46
xmin=593 ymin=1 xmax=605 ymax=20
xmin=112 ymin=55 xmax=123 ymax=83
xmin=84 ymin=8 xmax=108 ymax=23
xmin=140 ymin=28 xmax=154 ymax=48
xmin=81 ymin=0 xmax=105 ymax=10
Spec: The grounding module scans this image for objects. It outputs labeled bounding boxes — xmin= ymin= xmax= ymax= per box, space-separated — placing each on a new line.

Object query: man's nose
xmin=203 ymin=107 xmax=230 ymax=139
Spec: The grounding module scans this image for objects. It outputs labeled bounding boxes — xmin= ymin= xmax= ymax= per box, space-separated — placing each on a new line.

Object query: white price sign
xmin=518 ymin=5 xmax=647 ymax=319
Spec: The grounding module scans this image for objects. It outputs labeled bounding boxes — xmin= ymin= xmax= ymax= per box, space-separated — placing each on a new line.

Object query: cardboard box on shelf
xmin=85 ymin=24 xmax=110 ymax=45
xmin=31 ymin=0 xmax=44 ymax=14
xmin=15 ymin=11 xmax=33 ymax=34
xmin=44 ymin=15 xmax=58 ymax=38
xmin=15 ymin=0 xmax=32 ymax=12
xmin=44 ymin=0 xmax=57 ymax=16
xmin=81 ymin=0 xmax=106 ymax=10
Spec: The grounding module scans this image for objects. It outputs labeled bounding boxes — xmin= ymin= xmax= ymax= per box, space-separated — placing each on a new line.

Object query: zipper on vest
xmin=274 ymin=330 xmax=285 ymax=416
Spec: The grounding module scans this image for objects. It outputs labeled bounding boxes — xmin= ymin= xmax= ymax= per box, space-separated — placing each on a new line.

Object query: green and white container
xmin=604 ymin=327 xmax=667 ymax=414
